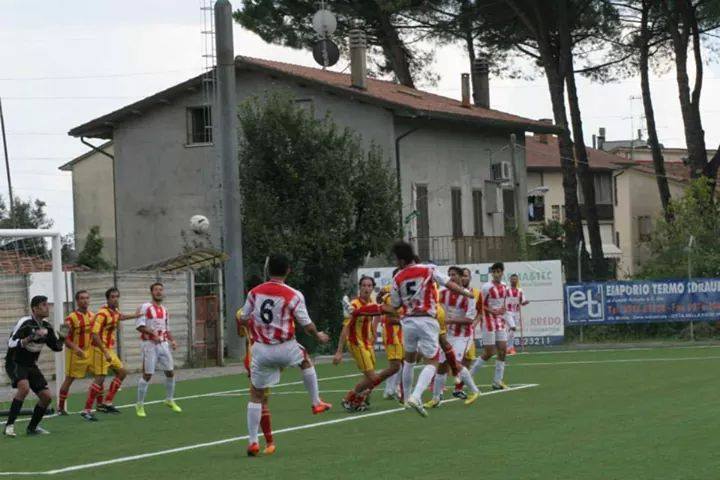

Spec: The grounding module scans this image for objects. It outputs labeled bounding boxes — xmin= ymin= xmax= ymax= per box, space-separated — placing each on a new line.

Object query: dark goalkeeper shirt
xmin=5 ymin=316 xmax=63 ymax=366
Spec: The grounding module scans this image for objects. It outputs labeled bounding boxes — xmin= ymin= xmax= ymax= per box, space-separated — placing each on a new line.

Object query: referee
xmin=3 ymin=295 xmax=66 ymax=437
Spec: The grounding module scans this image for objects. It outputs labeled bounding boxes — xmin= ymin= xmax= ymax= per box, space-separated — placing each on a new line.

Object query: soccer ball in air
xmin=190 ymin=215 xmax=210 ymax=234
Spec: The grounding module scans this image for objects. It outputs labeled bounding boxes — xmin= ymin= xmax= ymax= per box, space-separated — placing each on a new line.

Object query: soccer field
xmin=1 ymin=345 xmax=719 ymax=479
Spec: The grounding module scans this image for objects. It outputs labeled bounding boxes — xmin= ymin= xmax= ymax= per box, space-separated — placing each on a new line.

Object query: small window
xmin=187 ymin=106 xmax=212 ymax=145
xmin=638 ymin=216 xmax=652 ymax=242
xmin=451 ymin=188 xmax=463 ymax=238
xmin=503 ymin=189 xmax=516 ymax=227
xmin=528 ymin=196 xmax=545 ymax=222
xmin=472 ymin=189 xmax=483 ymax=236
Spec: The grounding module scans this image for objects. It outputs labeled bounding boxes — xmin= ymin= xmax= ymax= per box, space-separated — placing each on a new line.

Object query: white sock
xmin=411 ymin=364 xmax=437 ymax=401
xmin=494 ymin=360 xmax=506 ymax=384
xmin=247 ymin=401 xmax=262 ymax=444
xmin=384 ymin=372 xmax=399 ymax=395
xmin=402 ymin=361 xmax=415 ymax=401
xmin=302 ymin=367 xmax=321 ymax=406
xmin=508 ymin=330 xmax=515 ymax=348
xmin=165 ymin=376 xmax=175 ymax=400
xmin=470 ymin=357 xmax=486 ymax=376
xmin=137 ymin=378 xmax=149 ymax=405
xmin=432 ymin=373 xmax=447 ymax=400
xmin=458 ymin=367 xmax=479 ymax=394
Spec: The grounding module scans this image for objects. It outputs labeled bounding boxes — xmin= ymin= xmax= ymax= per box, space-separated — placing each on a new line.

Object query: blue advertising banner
xmin=565 ymin=278 xmax=720 ymax=325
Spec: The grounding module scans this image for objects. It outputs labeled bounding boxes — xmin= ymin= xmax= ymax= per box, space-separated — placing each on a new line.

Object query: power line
xmin=0 ymin=69 xmax=201 ymax=82
xmin=2 ymin=96 xmax=135 ymax=100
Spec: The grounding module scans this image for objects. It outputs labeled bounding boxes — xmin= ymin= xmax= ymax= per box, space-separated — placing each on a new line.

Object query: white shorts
xmin=401 ymin=316 xmax=440 ymax=359
xmin=440 ymin=335 xmax=471 ymax=363
xmin=250 ymin=339 xmax=307 ymax=389
xmin=505 ymin=312 xmax=518 ymax=329
xmin=482 ymin=328 xmax=508 ymax=345
xmin=141 ymin=341 xmax=175 ymax=374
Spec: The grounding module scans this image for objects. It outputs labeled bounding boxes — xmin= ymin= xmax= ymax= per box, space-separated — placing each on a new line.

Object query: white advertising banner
xmin=358 ymin=259 xmax=564 ymax=346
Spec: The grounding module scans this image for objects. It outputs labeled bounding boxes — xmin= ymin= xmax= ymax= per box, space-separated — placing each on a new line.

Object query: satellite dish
xmin=312 ymin=9 xmax=337 ymax=36
xmin=313 ymin=39 xmax=340 ymax=67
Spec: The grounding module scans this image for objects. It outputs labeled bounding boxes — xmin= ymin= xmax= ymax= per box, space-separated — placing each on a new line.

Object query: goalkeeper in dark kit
xmin=3 ymin=295 xmax=68 ymax=437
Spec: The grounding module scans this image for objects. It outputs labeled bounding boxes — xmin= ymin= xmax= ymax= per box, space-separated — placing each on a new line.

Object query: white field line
xmin=518 ymin=344 xmax=720 ymax=355
xmin=510 ymin=355 xmax=720 ymax=367
xmin=0 ymin=384 xmax=538 ymax=476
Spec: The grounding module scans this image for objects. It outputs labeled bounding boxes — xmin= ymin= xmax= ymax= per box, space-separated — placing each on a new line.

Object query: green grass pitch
xmin=1 ymin=345 xmax=719 ymax=479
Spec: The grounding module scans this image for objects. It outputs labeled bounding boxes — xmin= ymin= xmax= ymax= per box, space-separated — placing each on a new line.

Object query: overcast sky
xmin=1 ymin=0 xmax=719 ymax=238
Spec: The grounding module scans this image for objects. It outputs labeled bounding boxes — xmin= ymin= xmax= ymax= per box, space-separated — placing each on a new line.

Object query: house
xmin=65 ymin=55 xmax=559 ymax=269
xmin=525 ymin=131 xmax=623 ymax=273
xmin=597 ymin=126 xmax=717 ymax=163
xmin=59 ymin=142 xmax=116 ymax=265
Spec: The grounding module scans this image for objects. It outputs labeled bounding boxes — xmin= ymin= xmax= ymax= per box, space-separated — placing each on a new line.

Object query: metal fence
xmin=411 ymin=236 xmax=519 ymax=264
xmin=0 ymin=271 xmax=193 ymax=386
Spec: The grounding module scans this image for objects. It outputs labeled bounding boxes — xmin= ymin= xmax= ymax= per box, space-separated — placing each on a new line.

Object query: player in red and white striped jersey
xmin=389 ymin=242 xmax=474 ymax=417
xmin=237 ymin=254 xmax=332 ymax=456
xmin=505 ymin=273 xmax=529 ymax=355
xmin=135 ymin=282 xmax=181 ymax=417
xmin=472 ymin=262 xmax=511 ymax=390
xmin=425 ymin=266 xmax=481 ymax=409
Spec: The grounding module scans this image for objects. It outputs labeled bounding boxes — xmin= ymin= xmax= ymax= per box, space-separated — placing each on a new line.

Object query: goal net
xmin=0 ymin=229 xmax=66 ymax=409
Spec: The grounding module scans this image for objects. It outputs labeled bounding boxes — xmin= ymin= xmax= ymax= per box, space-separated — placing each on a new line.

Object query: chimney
xmin=471 ymin=57 xmax=490 ymax=108
xmin=592 ymin=134 xmax=597 ymax=149
xmin=533 ymin=118 xmax=553 ymax=144
xmin=598 ymin=127 xmax=606 ymax=150
xmin=461 ymin=73 xmax=471 ymax=108
xmin=349 ymin=29 xmax=367 ymax=90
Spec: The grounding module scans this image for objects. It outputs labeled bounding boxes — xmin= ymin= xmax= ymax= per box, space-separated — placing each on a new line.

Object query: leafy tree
xmin=233 ymin=0 xmax=440 ymax=87
xmin=0 ymin=195 xmax=53 ymax=256
xmin=238 ymin=93 xmax=400 ymax=349
xmin=76 ymin=226 xmax=112 ymax=271
xmin=639 ymin=178 xmax=720 ymax=279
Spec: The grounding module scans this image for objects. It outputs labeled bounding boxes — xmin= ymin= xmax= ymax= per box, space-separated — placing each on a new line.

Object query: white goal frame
xmin=0 ymin=229 xmax=65 ymax=399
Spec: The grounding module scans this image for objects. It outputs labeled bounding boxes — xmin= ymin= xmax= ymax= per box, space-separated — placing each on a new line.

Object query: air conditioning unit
xmin=491 ymin=161 xmax=512 ymax=182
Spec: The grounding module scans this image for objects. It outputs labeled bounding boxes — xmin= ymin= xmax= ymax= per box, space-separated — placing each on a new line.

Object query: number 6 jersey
xmin=240 ymin=280 xmax=312 ymax=344
xmin=390 ymin=264 xmax=450 ymax=318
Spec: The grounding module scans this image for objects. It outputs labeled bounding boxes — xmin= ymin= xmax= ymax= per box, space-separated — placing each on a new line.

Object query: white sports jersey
xmin=136 ymin=303 xmax=170 ymax=341
xmin=482 ymin=281 xmax=508 ymax=317
xmin=438 ymin=288 xmax=475 ymax=337
xmin=240 ymin=280 xmax=312 ymax=345
xmin=390 ymin=263 xmax=449 ymax=317
xmin=506 ymin=287 xmax=526 ymax=313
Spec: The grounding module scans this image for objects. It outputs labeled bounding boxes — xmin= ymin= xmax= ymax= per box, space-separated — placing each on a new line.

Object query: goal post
xmin=0 ymin=229 xmax=65 ymax=401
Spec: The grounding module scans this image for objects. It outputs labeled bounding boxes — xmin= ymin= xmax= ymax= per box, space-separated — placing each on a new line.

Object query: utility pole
xmin=510 ymin=133 xmax=527 ymax=257
xmin=215 ymin=0 xmax=244 ymax=358
xmin=0 ymin=97 xmax=14 ymax=214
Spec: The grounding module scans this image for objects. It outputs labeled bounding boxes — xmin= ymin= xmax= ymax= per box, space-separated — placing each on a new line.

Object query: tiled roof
xmin=629 ymin=160 xmax=694 ymax=183
xmin=69 ymin=55 xmax=561 ymax=139
xmin=525 ymin=135 xmax=624 ymax=171
xmin=0 ymin=250 xmax=89 ymax=274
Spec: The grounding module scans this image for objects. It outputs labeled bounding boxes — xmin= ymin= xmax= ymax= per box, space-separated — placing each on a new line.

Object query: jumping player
xmin=505 ymin=273 xmax=529 ymax=355
xmin=58 ymin=290 xmax=94 ymax=415
xmin=473 ymin=262 xmax=510 ymax=390
xmin=389 ymin=242 xmax=474 ymax=417
xmin=238 ymin=254 xmax=332 ymax=456
xmin=135 ymin=282 xmax=182 ymax=417
xmin=454 ymin=268 xmax=483 ymax=398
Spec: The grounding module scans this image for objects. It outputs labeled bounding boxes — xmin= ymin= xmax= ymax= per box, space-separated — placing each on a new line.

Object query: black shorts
xmin=4 ymin=360 xmax=48 ymax=394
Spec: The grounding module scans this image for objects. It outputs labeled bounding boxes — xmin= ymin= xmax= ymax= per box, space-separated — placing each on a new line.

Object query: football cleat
xmin=135 ymin=404 xmax=146 ymax=418
xmin=263 ymin=443 xmax=276 ymax=455
xmin=452 ymin=389 xmax=468 ymax=400
xmin=464 ymin=392 xmax=480 ymax=405
xmin=507 ymin=347 xmax=517 ymax=356
xmin=100 ymin=404 xmax=121 ymax=414
xmin=80 ymin=411 xmax=98 ymax=422
xmin=26 ymin=426 xmax=50 ymax=435
xmin=164 ymin=400 xmax=182 ymax=413
xmin=423 ymin=398 xmax=441 ymax=409
xmin=247 ymin=442 xmax=260 ymax=457
xmin=341 ymin=399 xmax=356 ymax=413
xmin=312 ymin=400 xmax=332 ymax=415
xmin=405 ymin=397 xmax=429 ymax=418
xmin=3 ymin=424 xmax=16 ymax=437
xmin=492 ymin=381 xmax=509 ymax=390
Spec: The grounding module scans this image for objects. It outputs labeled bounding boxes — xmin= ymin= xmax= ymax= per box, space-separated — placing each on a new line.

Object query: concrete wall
xmin=70 ymin=145 xmax=116 ymax=265
xmin=614 ymin=169 xmax=686 ymax=278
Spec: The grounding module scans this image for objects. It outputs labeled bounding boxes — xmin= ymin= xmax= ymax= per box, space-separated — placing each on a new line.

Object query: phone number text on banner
xmin=565 ymin=278 xmax=720 ymax=324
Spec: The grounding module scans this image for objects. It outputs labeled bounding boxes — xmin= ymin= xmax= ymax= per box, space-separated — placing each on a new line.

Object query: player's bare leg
xmin=163 ymin=370 xmax=182 ymax=412
xmin=81 ymin=376 xmax=104 ymax=421
xmin=99 ymin=367 xmax=127 ymax=413
xmin=58 ymin=376 xmax=75 ymax=415
xmin=300 ymin=358 xmax=332 ymax=414
xmin=493 ymin=341 xmax=509 ymax=389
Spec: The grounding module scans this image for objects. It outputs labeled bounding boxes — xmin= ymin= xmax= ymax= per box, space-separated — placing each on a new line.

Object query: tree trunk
xmin=459 ymin=0 xmax=482 ymax=105
xmin=375 ymin=10 xmax=415 ymax=88
xmin=663 ymin=0 xmax=707 ymax=178
xmin=640 ymin=0 xmax=672 ymax=219
xmin=558 ymin=0 xmax=606 ymax=279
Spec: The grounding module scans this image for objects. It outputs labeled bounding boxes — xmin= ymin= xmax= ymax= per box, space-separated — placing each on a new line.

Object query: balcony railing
xmin=410 ymin=236 xmax=519 ymax=265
